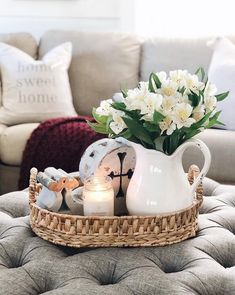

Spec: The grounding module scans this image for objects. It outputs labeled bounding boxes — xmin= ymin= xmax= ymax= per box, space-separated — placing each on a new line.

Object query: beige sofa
xmin=0 ymin=31 xmax=234 ymax=194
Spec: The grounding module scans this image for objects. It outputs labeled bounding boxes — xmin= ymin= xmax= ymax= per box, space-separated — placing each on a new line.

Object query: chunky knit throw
xmin=19 ymin=116 xmax=103 ymax=190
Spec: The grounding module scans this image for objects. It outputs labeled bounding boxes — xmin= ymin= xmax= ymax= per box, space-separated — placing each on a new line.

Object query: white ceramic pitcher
xmin=116 ymin=137 xmax=211 ymax=215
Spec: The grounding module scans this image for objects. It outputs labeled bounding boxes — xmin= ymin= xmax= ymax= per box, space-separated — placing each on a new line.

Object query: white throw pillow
xmin=208 ymin=37 xmax=235 ymax=130
xmin=0 ymin=42 xmax=77 ymax=125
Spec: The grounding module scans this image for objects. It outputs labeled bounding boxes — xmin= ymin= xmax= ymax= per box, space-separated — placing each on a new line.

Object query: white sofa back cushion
xmin=140 ymin=36 xmax=235 ymax=80
xmin=208 ymin=37 xmax=235 ymax=130
xmin=39 ymin=31 xmax=140 ymax=116
xmin=140 ymin=37 xmax=215 ymax=81
xmin=0 ymin=42 xmax=77 ymax=125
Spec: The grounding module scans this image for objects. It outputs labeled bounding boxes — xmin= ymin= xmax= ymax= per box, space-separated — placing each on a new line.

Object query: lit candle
xmin=83 ymin=176 xmax=114 ymax=216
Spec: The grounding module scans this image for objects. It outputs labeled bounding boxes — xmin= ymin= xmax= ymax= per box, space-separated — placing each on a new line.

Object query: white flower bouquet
xmin=89 ymin=68 xmax=228 ymax=154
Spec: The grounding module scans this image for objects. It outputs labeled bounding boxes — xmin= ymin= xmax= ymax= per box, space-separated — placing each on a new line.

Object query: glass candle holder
xmin=83 ymin=176 xmax=114 ymax=216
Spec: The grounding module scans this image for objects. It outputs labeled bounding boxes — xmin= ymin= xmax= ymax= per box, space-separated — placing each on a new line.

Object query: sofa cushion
xmin=0 ymin=32 xmax=37 ymax=59
xmin=208 ymin=37 xmax=235 ymax=130
xmin=0 ymin=123 xmax=39 ymax=165
xmin=140 ymin=36 xmax=235 ymax=81
xmin=0 ymin=179 xmax=234 ymax=294
xmin=39 ymin=30 xmax=140 ymax=115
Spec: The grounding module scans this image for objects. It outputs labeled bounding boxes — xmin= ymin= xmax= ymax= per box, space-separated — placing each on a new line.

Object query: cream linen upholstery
xmin=0 ymin=123 xmax=7 ymax=156
xmin=0 ymin=32 xmax=38 ymax=59
xmin=39 ymin=31 xmax=140 ymax=115
xmin=140 ymin=36 xmax=235 ymax=81
xmin=0 ymin=123 xmax=39 ymax=166
xmin=0 ymin=124 xmax=7 ymax=134
xmin=183 ymin=129 xmax=235 ymax=184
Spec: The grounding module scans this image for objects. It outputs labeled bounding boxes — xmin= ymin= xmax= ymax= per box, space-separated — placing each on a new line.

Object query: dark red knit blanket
xmin=19 ymin=116 xmax=104 ymax=190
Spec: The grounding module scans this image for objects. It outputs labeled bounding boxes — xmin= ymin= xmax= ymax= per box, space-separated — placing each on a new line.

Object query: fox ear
xmin=42 ymin=42 xmax=72 ymax=70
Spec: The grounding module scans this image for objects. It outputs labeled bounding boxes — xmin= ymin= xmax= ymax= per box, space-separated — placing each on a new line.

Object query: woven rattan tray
xmin=29 ymin=165 xmax=203 ymax=248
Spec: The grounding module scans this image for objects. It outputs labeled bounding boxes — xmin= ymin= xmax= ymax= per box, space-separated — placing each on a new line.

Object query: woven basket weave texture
xmin=29 ymin=165 xmax=203 ymax=248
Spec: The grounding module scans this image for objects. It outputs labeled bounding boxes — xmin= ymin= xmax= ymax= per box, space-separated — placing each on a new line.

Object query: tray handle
xmin=29 ymin=167 xmax=38 ymax=205
xmin=188 ymin=165 xmax=203 ymax=204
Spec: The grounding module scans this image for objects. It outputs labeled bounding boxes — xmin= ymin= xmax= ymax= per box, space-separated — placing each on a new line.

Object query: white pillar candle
xmin=83 ymin=176 xmax=114 ymax=216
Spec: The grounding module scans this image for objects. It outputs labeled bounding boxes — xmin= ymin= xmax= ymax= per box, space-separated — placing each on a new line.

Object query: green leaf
xmin=149 ymin=72 xmax=161 ymax=92
xmin=216 ymin=120 xmax=226 ymax=126
xmin=121 ymin=89 xmax=128 ymax=98
xmin=178 ymin=86 xmax=186 ymax=95
xmin=215 ymin=91 xmax=229 ymax=102
xmin=106 ymin=116 xmax=113 ymax=132
xmin=183 ymin=129 xmax=201 ymax=141
xmin=190 ymin=111 xmax=212 ymax=130
xmin=153 ymin=110 xmax=165 ymax=124
xmin=143 ymin=122 xmax=160 ymax=133
xmin=163 ymin=131 xmax=180 ymax=155
xmin=199 ymin=90 xmax=204 ymax=98
xmin=195 ymin=67 xmax=206 ymax=81
xmin=111 ymin=102 xmax=141 ymax=120
xmin=188 ymin=92 xmax=201 ymax=107
xmin=118 ymin=128 xmax=132 ymax=139
xmin=206 ymin=111 xmax=222 ymax=129
xmin=148 ymin=73 xmax=156 ymax=92
xmin=122 ymin=117 xmax=154 ymax=146
xmin=111 ymin=102 xmax=126 ymax=111
xmin=92 ymin=108 xmax=108 ymax=124
xmin=87 ymin=121 xmax=109 ymax=134
xmin=154 ymin=136 xmax=166 ymax=152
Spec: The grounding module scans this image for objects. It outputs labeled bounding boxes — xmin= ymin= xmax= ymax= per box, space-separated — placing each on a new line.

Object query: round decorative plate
xmin=79 ymin=138 xmax=136 ymax=215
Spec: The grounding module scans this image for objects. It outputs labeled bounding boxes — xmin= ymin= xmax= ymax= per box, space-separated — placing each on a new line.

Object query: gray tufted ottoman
xmin=0 ymin=178 xmax=234 ymax=295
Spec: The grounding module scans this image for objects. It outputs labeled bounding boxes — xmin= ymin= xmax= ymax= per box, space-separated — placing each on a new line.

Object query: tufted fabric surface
xmin=0 ymin=178 xmax=234 ymax=295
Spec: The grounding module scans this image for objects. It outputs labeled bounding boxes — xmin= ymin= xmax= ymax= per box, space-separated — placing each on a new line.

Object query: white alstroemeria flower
xmin=113 ymin=92 xmax=124 ymax=103
xmin=160 ymin=80 xmax=178 ymax=97
xmin=125 ymin=82 xmax=163 ymax=115
xmin=192 ymin=104 xmax=205 ymax=121
xmin=141 ymin=113 xmax=154 ymax=121
xmin=169 ymin=70 xmax=188 ymax=87
xmin=184 ymin=74 xmax=204 ymax=95
xmin=109 ymin=113 xmax=127 ymax=134
xmin=161 ymin=95 xmax=178 ymax=115
xmin=159 ymin=115 xmax=176 ymax=135
xmin=96 ymin=99 xmax=113 ymax=116
xmin=173 ymin=103 xmax=195 ymax=129
xmin=125 ymin=82 xmax=148 ymax=110
xmin=155 ymin=71 xmax=168 ymax=83
xmin=178 ymin=92 xmax=189 ymax=103
xmin=204 ymin=82 xmax=217 ymax=97
xmin=204 ymin=95 xmax=217 ymax=113
xmin=110 ymin=108 xmax=125 ymax=117
xmin=140 ymin=93 xmax=163 ymax=114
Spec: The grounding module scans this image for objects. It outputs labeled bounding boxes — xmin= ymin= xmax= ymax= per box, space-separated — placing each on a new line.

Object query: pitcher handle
xmin=174 ymin=138 xmax=211 ymax=195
